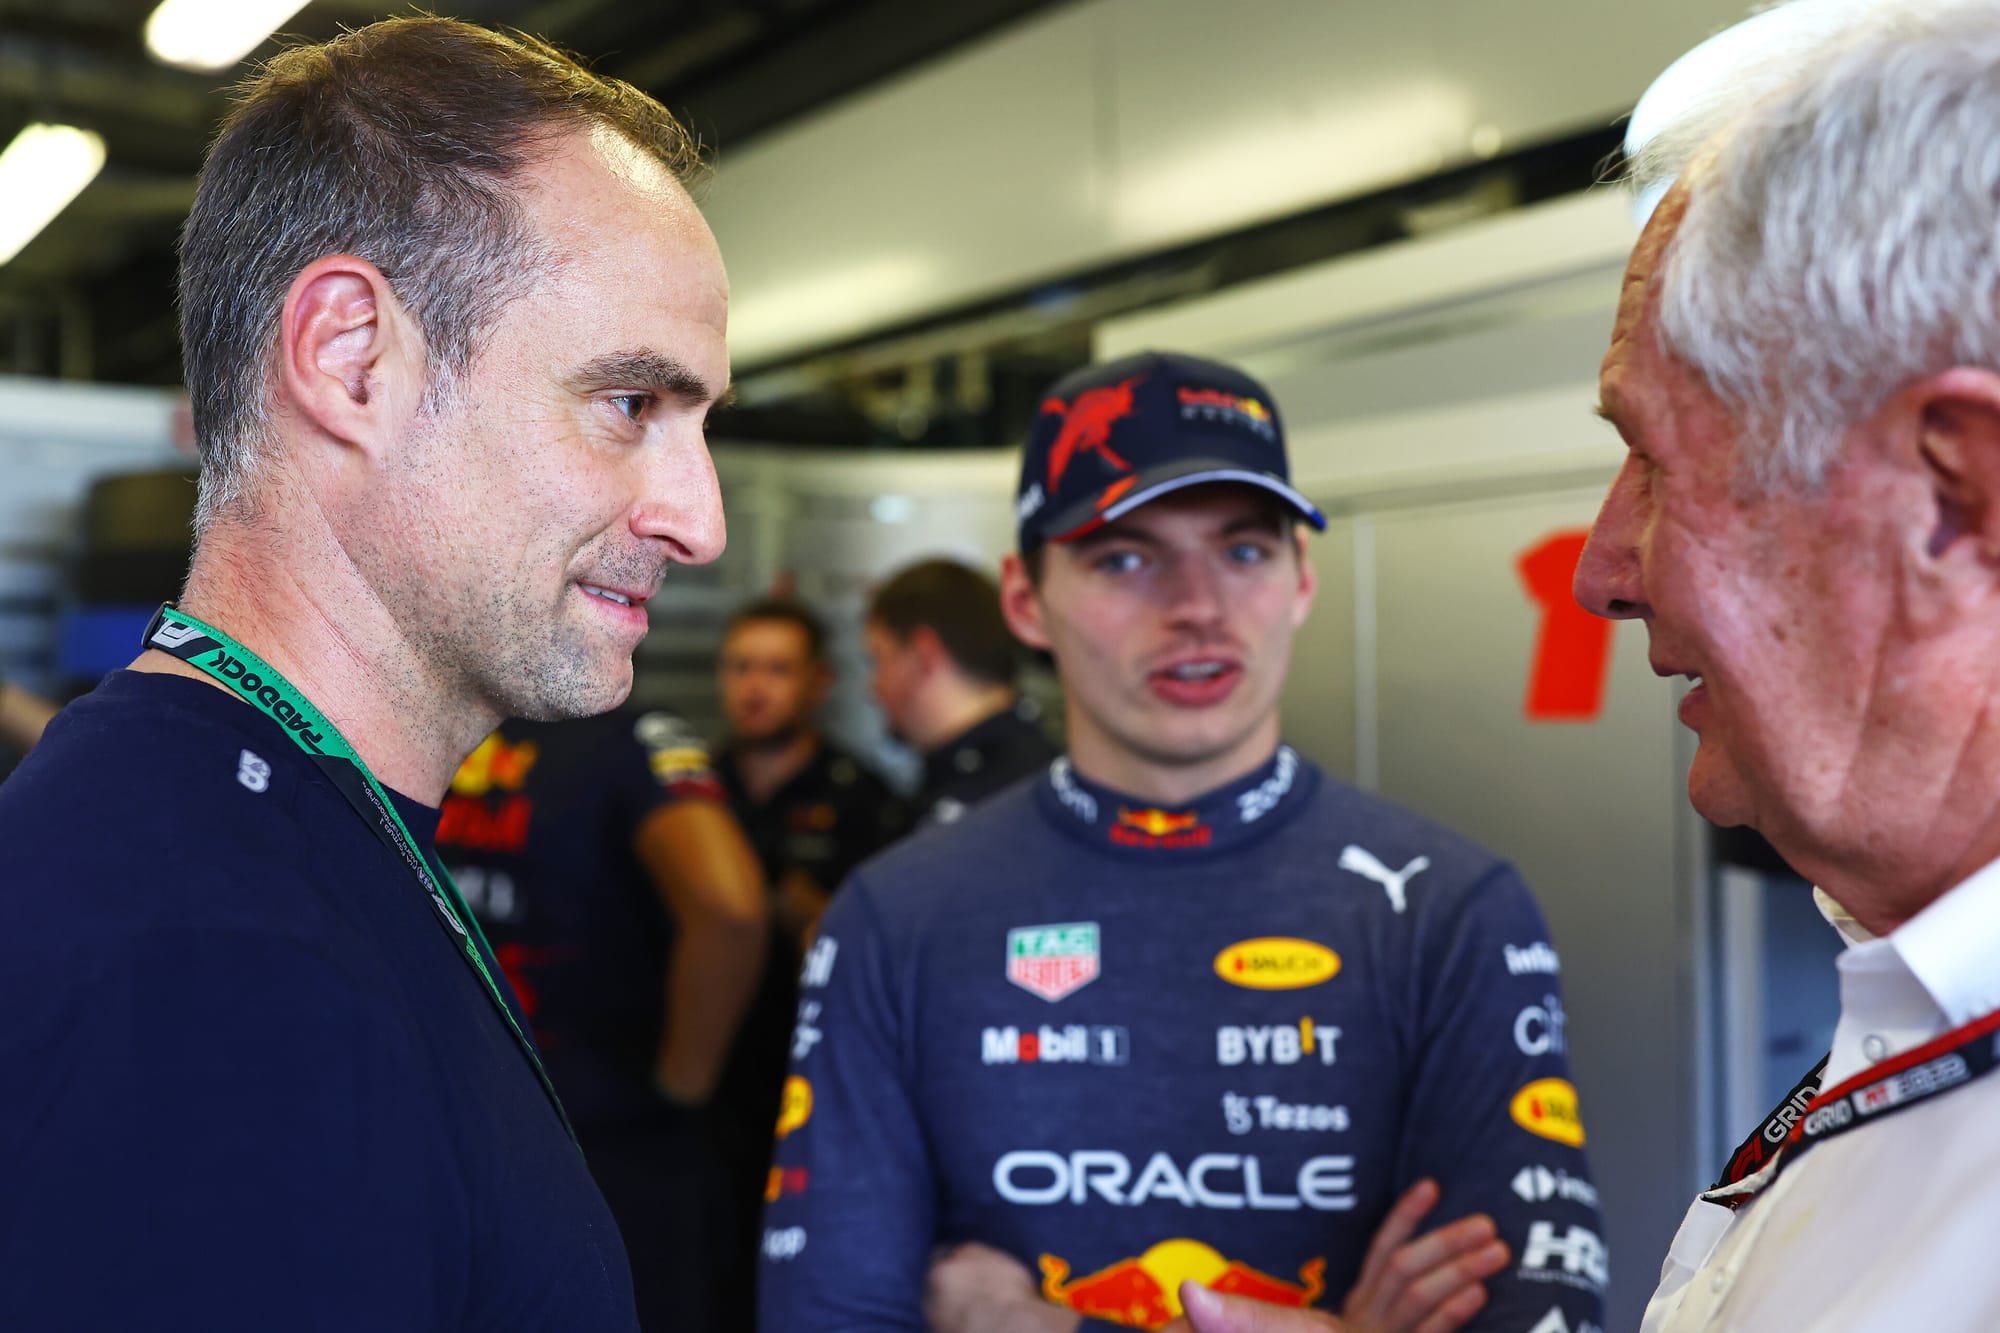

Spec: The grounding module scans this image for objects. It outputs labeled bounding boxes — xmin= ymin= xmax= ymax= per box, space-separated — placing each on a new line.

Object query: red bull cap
xmin=1015 ymin=351 xmax=1327 ymax=550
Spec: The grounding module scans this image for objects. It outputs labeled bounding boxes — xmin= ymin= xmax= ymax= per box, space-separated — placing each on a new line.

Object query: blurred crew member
xmin=0 ymin=19 xmax=728 ymax=1330
xmin=715 ymin=597 xmax=904 ymax=943
xmin=760 ymin=353 xmax=1603 ymax=1333
xmin=436 ymin=709 xmax=765 ymax=1332
xmin=866 ymin=557 xmax=1058 ymax=828
xmin=711 ymin=595 xmax=903 ymax=1330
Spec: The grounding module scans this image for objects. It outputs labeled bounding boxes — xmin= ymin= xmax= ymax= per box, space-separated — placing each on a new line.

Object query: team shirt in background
xmin=435 ymin=709 xmax=721 ymax=1134
xmin=434 ymin=708 xmax=729 ymax=1332
xmin=759 ymin=747 xmax=1606 ymax=1333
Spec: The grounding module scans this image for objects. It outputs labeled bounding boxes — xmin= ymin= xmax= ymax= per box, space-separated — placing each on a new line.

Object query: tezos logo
xmin=1213 ymin=938 xmax=1340 ymax=991
xmin=1222 ymin=1092 xmax=1350 ymax=1135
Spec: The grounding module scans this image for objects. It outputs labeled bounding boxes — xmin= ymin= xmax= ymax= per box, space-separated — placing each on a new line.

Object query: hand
xmin=1340 ymin=1179 xmax=1509 ymax=1333
xmin=924 ymin=1242 xmax=1081 ymax=1333
xmin=1174 ymin=1282 xmax=1347 ymax=1332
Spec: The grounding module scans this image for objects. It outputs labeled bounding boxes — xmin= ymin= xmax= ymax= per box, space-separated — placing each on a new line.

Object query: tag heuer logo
xmin=1006 ymin=922 xmax=1100 ymax=1003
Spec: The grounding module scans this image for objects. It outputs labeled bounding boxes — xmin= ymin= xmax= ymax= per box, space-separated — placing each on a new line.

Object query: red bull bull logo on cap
xmin=1043 ymin=377 xmax=1143 ymax=489
xmin=1040 ymin=1239 xmax=1326 ymax=1329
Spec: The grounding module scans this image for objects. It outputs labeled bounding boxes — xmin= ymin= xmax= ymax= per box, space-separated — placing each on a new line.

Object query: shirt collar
xmin=1888 ymin=855 xmax=2000 ymax=1029
xmin=1816 ymin=857 xmax=2000 ymax=1044
xmin=1039 ymin=745 xmax=1315 ymax=856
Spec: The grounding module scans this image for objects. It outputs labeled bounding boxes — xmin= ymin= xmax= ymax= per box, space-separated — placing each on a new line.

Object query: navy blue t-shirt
xmin=759 ymin=747 xmax=1605 ymax=1332
xmin=0 ymin=671 xmax=638 ymax=1332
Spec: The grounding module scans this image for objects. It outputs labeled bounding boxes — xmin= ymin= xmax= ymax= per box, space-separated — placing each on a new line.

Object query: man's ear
xmin=1911 ymin=368 xmax=2000 ymax=569
xmin=998 ymin=554 xmax=1051 ymax=652
xmin=278 ymin=254 xmax=420 ymax=455
xmin=1289 ymin=526 xmax=1319 ymax=629
xmin=907 ymin=625 xmax=950 ymax=676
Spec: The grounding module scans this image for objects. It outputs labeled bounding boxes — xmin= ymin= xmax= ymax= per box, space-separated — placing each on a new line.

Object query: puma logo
xmin=1337 ymin=845 xmax=1430 ymax=914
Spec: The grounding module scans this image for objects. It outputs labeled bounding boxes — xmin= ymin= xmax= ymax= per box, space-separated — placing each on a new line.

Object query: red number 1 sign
xmin=1517 ymin=529 xmax=1614 ymax=722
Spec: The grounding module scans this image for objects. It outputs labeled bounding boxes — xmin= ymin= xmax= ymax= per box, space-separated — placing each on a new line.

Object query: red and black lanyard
xmin=1709 ymin=1006 xmax=2000 ymax=1209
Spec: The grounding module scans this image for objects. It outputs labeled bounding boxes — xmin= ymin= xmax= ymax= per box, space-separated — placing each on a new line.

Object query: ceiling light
xmin=145 ymin=0 xmax=311 ymax=73
xmin=0 ymin=123 xmax=107 ymax=267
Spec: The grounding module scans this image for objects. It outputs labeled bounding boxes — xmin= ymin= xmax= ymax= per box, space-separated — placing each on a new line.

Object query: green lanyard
xmin=143 ymin=604 xmax=577 ymax=1148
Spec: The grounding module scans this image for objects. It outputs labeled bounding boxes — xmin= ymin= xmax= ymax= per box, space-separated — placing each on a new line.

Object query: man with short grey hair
xmin=1177 ymin=2 xmax=2000 ymax=1331
xmin=0 ymin=18 xmax=729 ymax=1330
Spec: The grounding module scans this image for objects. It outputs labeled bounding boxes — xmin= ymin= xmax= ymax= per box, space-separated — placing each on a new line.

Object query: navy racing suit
xmin=758 ymin=746 xmax=1605 ymax=1332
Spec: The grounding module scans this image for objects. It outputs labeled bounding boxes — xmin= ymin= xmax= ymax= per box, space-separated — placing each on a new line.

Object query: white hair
xmin=1645 ymin=0 xmax=2000 ymax=489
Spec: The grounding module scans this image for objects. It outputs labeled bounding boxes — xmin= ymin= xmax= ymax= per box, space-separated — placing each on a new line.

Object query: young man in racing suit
xmin=758 ymin=352 xmax=1605 ymax=1333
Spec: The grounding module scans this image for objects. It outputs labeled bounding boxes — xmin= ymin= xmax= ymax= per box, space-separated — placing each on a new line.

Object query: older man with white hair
xmin=1178 ymin=2 xmax=2000 ymax=1331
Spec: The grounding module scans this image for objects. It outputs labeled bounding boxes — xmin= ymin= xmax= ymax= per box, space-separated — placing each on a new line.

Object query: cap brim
xmin=1045 ymin=463 xmax=1327 ymax=544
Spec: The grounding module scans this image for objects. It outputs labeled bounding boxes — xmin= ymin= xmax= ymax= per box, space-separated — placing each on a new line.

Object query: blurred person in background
xmin=759 ymin=352 xmax=1603 ymax=1333
xmin=710 ymin=594 xmax=904 ymax=1331
xmin=436 ymin=707 xmax=765 ymax=1333
xmin=866 ymin=556 xmax=1059 ymax=829
xmin=0 ymin=17 xmax=729 ymax=1330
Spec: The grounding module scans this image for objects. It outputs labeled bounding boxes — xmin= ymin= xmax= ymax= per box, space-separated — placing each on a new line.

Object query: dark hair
xmin=178 ymin=16 xmax=706 ymax=532
xmin=868 ymin=559 xmax=1019 ymax=687
xmin=724 ymin=597 xmax=828 ymax=663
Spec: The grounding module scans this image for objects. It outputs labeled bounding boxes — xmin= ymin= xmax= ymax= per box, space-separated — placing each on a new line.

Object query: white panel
xmin=1435 ymin=0 xmax=1748 ymax=157
xmin=706 ymin=0 xmax=1752 ymax=363
xmin=703 ymin=5 xmax=1107 ymax=367
xmin=1105 ymin=0 xmax=1459 ymax=250
xmin=1097 ymin=190 xmax=1635 ymax=362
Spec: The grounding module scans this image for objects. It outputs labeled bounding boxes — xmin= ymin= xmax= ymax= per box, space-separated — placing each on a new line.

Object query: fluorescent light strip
xmin=146 ymin=0 xmax=312 ymax=73
xmin=0 ymin=124 xmax=107 ymax=268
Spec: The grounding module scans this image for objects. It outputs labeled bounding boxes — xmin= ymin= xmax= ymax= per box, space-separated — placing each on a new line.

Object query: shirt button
xmin=1710 ymin=1270 xmax=1730 ymax=1293
xmin=1863 ymin=1034 xmax=1891 ymax=1062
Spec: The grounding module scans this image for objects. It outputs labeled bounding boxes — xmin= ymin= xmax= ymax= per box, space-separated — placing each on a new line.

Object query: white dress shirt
xmin=1642 ymin=860 xmax=2000 ymax=1331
